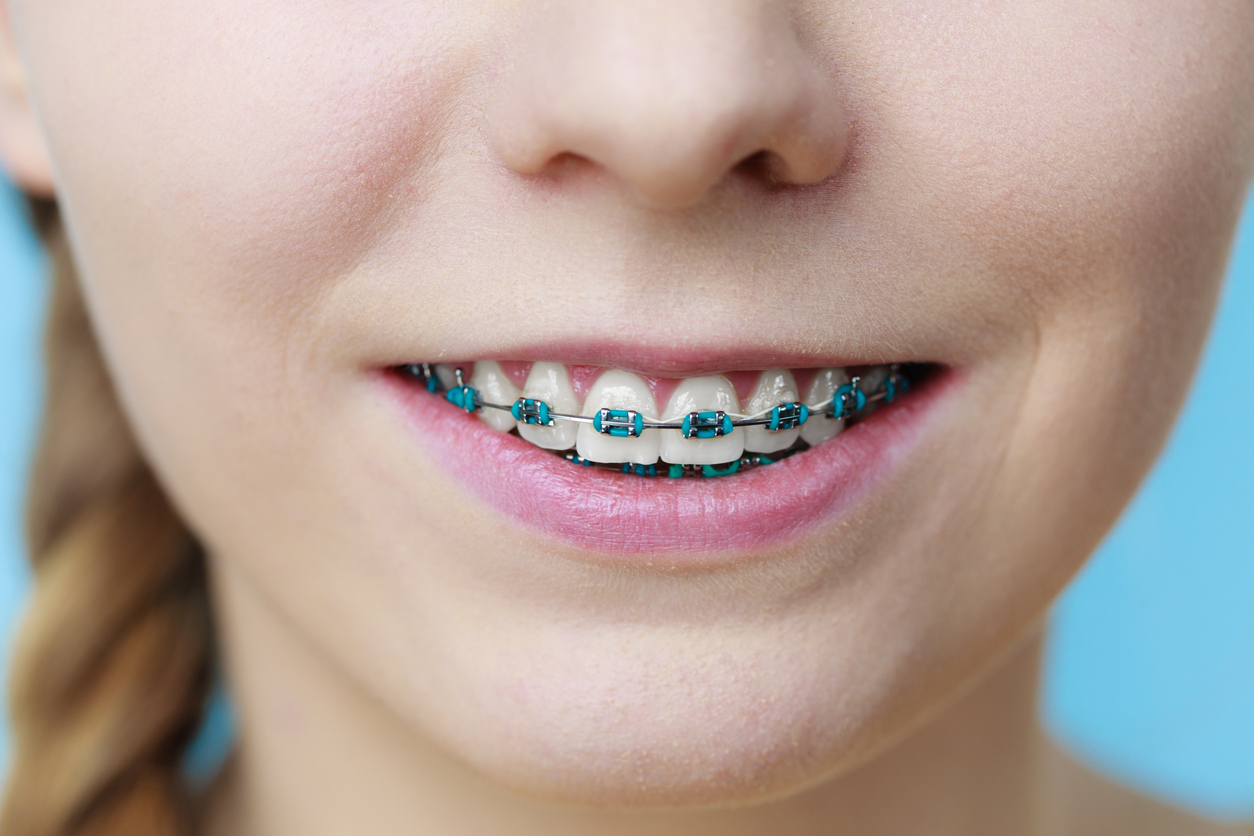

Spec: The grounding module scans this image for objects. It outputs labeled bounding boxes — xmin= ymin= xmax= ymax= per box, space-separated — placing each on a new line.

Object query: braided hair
xmin=0 ymin=200 xmax=212 ymax=836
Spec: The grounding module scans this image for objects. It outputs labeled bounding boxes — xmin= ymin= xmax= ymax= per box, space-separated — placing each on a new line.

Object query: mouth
xmin=383 ymin=359 xmax=951 ymax=560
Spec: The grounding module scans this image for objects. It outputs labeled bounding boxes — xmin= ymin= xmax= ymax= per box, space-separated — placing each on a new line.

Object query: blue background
xmin=1 ymin=177 xmax=1252 ymax=818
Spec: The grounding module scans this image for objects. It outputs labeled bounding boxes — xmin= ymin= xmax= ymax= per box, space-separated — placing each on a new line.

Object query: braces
xmin=408 ymin=362 xmax=912 ymax=461
xmin=408 ymin=363 xmax=913 ymax=477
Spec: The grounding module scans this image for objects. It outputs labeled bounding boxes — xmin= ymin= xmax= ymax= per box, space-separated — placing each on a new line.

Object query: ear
xmin=0 ymin=4 xmax=54 ymax=197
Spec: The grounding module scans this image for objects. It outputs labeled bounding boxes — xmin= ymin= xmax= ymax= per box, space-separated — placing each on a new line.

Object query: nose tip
xmin=486 ymin=0 xmax=848 ymax=210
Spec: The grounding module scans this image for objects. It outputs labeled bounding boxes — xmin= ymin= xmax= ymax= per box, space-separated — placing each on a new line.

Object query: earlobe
xmin=0 ymin=11 xmax=54 ymax=197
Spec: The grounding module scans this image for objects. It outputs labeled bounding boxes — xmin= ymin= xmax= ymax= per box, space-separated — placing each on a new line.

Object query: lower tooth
xmin=517 ymin=362 xmax=581 ymax=450
xmin=469 ymin=361 xmax=520 ymax=432
xmin=658 ymin=376 xmax=744 ymax=465
xmin=800 ymin=367 xmax=849 ymax=446
xmin=743 ymin=369 xmax=802 ymax=454
xmin=576 ymin=371 xmax=661 ymax=465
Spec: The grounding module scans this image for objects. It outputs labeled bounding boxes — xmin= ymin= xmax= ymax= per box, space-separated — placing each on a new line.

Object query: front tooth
xmin=518 ymin=362 xmax=581 ymax=450
xmin=469 ymin=361 xmax=520 ymax=432
xmin=659 ymin=376 xmax=744 ymax=465
xmin=800 ymin=367 xmax=850 ymax=446
xmin=742 ymin=369 xmax=802 ymax=454
xmin=576 ymin=371 xmax=661 ymax=465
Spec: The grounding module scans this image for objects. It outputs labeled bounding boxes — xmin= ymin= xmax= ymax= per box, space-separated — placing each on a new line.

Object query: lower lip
xmin=383 ymin=369 xmax=954 ymax=561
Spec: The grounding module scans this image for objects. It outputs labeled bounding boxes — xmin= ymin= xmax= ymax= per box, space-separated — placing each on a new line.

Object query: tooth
xmin=742 ymin=369 xmax=802 ymax=454
xmin=800 ymin=367 xmax=850 ymax=446
xmin=468 ymin=361 xmax=520 ymax=432
xmin=517 ymin=362 xmax=581 ymax=450
xmin=433 ymin=364 xmax=459 ymax=391
xmin=657 ymin=376 xmax=743 ymax=465
xmin=858 ymin=366 xmax=889 ymax=401
xmin=576 ymin=371 xmax=661 ymax=465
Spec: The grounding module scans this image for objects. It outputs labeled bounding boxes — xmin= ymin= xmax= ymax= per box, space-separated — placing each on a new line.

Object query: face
xmin=4 ymin=0 xmax=1253 ymax=806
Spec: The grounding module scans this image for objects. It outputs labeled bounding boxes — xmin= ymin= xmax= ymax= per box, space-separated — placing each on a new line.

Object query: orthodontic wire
xmin=412 ymin=363 xmax=912 ymax=434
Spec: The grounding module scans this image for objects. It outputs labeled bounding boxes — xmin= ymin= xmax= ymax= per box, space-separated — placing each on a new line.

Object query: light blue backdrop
xmin=1 ymin=178 xmax=1252 ymax=818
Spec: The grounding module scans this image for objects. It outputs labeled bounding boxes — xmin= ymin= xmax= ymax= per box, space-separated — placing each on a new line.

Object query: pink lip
xmin=382 ymin=368 xmax=953 ymax=562
xmin=376 ymin=340 xmax=889 ymax=379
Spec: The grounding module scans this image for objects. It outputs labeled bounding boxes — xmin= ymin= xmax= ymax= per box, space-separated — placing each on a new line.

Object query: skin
xmin=3 ymin=1 xmax=1254 ymax=834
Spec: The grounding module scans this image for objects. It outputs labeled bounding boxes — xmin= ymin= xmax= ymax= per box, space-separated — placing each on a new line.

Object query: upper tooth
xmin=742 ymin=369 xmax=802 ymax=454
xmin=576 ymin=371 xmax=661 ymax=465
xmin=658 ymin=376 xmax=744 ymax=465
xmin=518 ymin=362 xmax=581 ymax=450
xmin=469 ymin=360 xmax=520 ymax=432
xmin=433 ymin=363 xmax=459 ymax=391
xmin=800 ymin=367 xmax=850 ymax=446
xmin=856 ymin=366 xmax=889 ymax=410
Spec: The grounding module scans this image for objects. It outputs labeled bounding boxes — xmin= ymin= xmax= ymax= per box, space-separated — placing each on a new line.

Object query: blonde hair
xmin=0 ymin=201 xmax=211 ymax=836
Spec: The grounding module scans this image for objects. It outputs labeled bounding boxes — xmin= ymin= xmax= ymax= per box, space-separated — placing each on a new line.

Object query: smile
xmin=384 ymin=357 xmax=949 ymax=556
xmin=403 ymin=360 xmax=922 ymax=476
xmin=398 ymin=360 xmax=921 ymax=477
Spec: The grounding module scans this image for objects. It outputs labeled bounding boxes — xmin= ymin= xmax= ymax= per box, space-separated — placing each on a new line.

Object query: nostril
xmin=733 ymin=150 xmax=819 ymax=192
xmin=514 ymin=151 xmax=594 ymax=185
xmin=732 ymin=150 xmax=777 ymax=184
xmin=548 ymin=152 xmax=591 ymax=177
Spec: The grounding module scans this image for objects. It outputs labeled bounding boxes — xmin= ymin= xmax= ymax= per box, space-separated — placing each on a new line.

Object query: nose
xmin=486 ymin=0 xmax=848 ymax=210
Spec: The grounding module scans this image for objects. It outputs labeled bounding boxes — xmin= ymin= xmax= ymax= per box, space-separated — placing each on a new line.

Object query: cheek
xmin=852 ymin=2 xmax=1254 ymax=478
xmin=853 ymin=1 xmax=1253 ymax=308
xmin=19 ymin=0 xmax=484 ymax=516
xmin=23 ymin=0 xmax=469 ymax=379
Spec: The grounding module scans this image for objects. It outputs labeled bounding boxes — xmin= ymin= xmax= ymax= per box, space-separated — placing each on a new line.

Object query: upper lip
xmin=378 ymin=338 xmax=914 ymax=377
